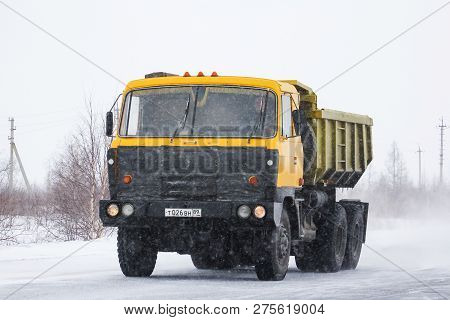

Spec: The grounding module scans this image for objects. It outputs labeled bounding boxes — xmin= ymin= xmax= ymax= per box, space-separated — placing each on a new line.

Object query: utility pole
xmin=7 ymin=118 xmax=31 ymax=192
xmin=8 ymin=117 xmax=15 ymax=189
xmin=439 ymin=118 xmax=447 ymax=185
xmin=417 ymin=146 xmax=423 ymax=188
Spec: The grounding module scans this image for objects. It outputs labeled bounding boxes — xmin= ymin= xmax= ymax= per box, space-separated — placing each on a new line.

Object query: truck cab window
xmin=119 ymin=86 xmax=277 ymax=138
xmin=127 ymin=95 xmax=140 ymax=136
xmin=281 ymin=95 xmax=292 ymax=137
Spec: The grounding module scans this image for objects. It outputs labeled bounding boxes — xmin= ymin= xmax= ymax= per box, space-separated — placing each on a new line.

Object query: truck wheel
xmin=295 ymin=205 xmax=347 ymax=272
xmin=117 ymin=227 xmax=158 ymax=277
xmin=342 ymin=211 xmax=364 ymax=270
xmin=315 ymin=204 xmax=348 ymax=272
xmin=255 ymin=208 xmax=291 ymax=281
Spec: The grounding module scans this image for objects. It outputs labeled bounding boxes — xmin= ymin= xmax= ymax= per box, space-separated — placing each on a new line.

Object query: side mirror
xmin=106 ymin=111 xmax=114 ymax=137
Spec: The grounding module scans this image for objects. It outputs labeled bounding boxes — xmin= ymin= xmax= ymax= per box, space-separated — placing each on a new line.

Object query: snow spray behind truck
xmin=99 ymin=72 xmax=373 ymax=281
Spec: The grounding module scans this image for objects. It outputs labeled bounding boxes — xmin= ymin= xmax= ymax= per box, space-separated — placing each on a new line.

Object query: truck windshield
xmin=119 ymin=86 xmax=276 ymax=138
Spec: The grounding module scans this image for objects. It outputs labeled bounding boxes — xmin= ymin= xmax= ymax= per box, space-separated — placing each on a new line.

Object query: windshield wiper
xmin=248 ymin=91 xmax=269 ymax=142
xmin=190 ymin=87 xmax=200 ymax=136
xmin=171 ymin=94 xmax=191 ymax=141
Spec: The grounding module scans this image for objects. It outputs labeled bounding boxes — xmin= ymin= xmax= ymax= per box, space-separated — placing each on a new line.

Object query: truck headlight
xmin=121 ymin=203 xmax=134 ymax=216
xmin=253 ymin=205 xmax=266 ymax=219
xmin=106 ymin=203 xmax=119 ymax=217
xmin=237 ymin=205 xmax=251 ymax=219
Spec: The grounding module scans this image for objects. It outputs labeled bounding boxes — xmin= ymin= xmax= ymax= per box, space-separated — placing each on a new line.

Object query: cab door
xmin=277 ymin=94 xmax=303 ymax=187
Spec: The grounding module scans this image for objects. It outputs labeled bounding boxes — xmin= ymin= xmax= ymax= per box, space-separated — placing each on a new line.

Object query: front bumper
xmin=99 ymin=199 xmax=282 ymax=227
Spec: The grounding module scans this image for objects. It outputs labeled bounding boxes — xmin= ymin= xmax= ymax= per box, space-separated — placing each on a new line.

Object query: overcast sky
xmin=1 ymin=0 xmax=450 ymax=187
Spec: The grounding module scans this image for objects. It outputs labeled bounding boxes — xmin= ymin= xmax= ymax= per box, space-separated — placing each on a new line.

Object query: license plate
xmin=165 ymin=208 xmax=202 ymax=218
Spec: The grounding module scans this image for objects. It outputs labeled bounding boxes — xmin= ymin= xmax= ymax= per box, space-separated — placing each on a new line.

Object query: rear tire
xmin=342 ymin=211 xmax=364 ymax=270
xmin=315 ymin=204 xmax=347 ymax=272
xmin=117 ymin=227 xmax=158 ymax=277
xmin=255 ymin=208 xmax=291 ymax=281
xmin=295 ymin=204 xmax=347 ymax=272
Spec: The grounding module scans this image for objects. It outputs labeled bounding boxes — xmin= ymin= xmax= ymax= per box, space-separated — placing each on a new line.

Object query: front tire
xmin=255 ymin=208 xmax=291 ymax=281
xmin=117 ymin=227 xmax=158 ymax=277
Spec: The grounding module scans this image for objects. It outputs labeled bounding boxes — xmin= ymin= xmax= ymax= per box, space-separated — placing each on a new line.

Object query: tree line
xmin=343 ymin=141 xmax=450 ymax=220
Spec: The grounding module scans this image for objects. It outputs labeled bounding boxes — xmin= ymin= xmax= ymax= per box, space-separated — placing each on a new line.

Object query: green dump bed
xmin=306 ymin=109 xmax=373 ymax=188
xmin=282 ymin=80 xmax=373 ymax=188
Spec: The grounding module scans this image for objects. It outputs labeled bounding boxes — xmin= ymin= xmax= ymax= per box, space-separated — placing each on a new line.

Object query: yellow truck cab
xmin=100 ymin=72 xmax=373 ymax=281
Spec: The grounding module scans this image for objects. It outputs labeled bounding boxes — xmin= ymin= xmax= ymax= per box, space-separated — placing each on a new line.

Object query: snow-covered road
xmin=1 ymin=219 xmax=449 ymax=300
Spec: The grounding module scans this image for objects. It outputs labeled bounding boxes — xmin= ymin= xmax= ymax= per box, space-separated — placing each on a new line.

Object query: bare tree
xmin=385 ymin=141 xmax=408 ymax=192
xmin=45 ymin=99 xmax=110 ymax=241
xmin=344 ymin=141 xmax=417 ymax=218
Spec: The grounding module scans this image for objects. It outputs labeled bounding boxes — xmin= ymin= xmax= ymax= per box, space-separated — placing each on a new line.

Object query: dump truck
xmin=99 ymin=72 xmax=373 ymax=281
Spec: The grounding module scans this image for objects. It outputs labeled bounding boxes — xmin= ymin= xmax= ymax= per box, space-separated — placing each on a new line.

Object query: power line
xmin=315 ymin=1 xmax=450 ymax=92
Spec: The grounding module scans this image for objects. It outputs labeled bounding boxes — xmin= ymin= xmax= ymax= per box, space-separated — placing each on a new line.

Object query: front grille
xmin=161 ymin=176 xmax=217 ymax=199
xmin=112 ymin=146 xmax=278 ymax=201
